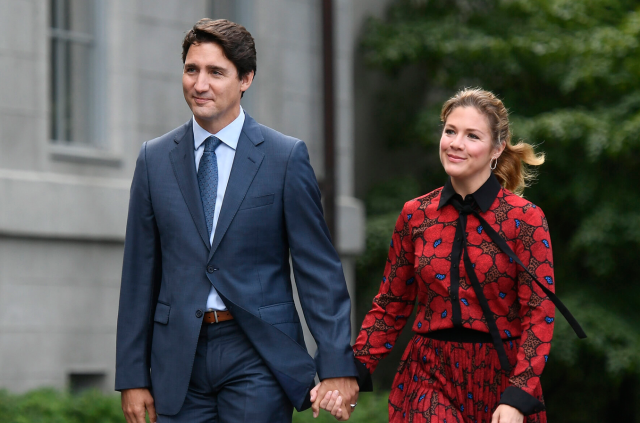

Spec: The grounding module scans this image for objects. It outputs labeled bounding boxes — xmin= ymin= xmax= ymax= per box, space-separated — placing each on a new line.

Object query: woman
xmin=319 ymin=88 xmax=584 ymax=422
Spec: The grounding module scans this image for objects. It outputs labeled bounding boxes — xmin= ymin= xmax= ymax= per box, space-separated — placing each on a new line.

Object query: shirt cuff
xmin=354 ymin=357 xmax=373 ymax=392
xmin=499 ymin=386 xmax=545 ymax=415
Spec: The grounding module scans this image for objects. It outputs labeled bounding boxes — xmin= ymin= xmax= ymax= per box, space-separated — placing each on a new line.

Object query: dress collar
xmin=437 ymin=173 xmax=502 ymax=213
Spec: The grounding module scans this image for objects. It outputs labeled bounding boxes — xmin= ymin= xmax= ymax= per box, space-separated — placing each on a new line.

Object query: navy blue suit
xmin=115 ymin=114 xmax=358 ymax=417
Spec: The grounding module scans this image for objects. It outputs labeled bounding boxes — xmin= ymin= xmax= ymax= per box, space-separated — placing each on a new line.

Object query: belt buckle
xmin=207 ymin=308 xmax=219 ymax=323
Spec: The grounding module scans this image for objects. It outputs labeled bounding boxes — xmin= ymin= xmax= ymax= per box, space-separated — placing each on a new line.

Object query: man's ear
xmin=241 ymin=70 xmax=254 ymax=92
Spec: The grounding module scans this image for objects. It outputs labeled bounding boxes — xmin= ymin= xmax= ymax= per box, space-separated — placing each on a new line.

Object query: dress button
xmin=207 ymin=266 xmax=214 ymax=273
xmin=195 ymin=309 xmax=203 ymax=318
xmin=452 ymin=294 xmax=458 ymax=301
xmin=453 ymin=263 xmax=458 ymax=268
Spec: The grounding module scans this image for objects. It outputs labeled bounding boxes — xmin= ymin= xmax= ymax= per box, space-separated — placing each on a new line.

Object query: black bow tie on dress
xmin=449 ymin=196 xmax=586 ymax=371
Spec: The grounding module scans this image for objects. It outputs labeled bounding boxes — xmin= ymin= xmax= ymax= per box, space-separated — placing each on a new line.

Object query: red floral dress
xmin=353 ymin=176 xmax=555 ymax=422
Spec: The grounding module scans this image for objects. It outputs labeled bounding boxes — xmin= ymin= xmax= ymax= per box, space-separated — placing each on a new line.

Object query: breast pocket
xmin=239 ymin=194 xmax=275 ymax=211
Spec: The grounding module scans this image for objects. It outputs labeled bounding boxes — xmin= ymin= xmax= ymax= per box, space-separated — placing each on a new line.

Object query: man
xmin=115 ymin=18 xmax=367 ymax=423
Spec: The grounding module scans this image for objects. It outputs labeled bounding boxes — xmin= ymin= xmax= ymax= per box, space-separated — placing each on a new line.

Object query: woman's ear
xmin=494 ymin=141 xmax=506 ymax=158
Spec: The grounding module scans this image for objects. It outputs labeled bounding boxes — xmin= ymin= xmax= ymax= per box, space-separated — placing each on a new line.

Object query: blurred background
xmin=1 ymin=0 xmax=639 ymax=422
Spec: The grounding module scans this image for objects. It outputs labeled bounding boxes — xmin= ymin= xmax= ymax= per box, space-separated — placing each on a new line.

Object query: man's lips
xmin=193 ymin=97 xmax=213 ymax=105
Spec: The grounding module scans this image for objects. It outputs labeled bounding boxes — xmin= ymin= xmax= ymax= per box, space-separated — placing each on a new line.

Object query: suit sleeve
xmin=115 ymin=142 xmax=162 ymax=391
xmin=499 ymin=206 xmax=554 ymax=415
xmin=283 ymin=140 xmax=359 ymax=382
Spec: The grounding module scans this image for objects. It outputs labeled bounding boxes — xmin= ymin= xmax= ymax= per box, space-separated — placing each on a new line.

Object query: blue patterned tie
xmin=197 ymin=136 xmax=222 ymax=237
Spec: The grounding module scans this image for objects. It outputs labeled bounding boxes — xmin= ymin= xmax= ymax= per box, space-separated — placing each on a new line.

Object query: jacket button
xmin=195 ymin=310 xmax=203 ymax=318
xmin=207 ymin=266 xmax=214 ymax=273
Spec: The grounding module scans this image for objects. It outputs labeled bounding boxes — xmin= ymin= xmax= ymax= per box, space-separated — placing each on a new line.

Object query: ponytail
xmin=493 ymin=141 xmax=544 ymax=195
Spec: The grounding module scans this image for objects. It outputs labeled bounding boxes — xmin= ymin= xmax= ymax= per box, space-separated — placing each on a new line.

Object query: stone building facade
xmin=0 ymin=0 xmax=392 ymax=393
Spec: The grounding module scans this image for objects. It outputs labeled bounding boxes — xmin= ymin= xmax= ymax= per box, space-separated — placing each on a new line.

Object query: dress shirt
xmin=193 ymin=107 xmax=245 ymax=310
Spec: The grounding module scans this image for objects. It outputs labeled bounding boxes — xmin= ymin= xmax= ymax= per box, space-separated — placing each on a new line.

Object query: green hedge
xmin=0 ymin=389 xmax=123 ymax=423
xmin=0 ymin=388 xmax=389 ymax=423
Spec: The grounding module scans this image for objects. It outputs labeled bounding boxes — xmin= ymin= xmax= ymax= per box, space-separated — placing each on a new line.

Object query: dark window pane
xmin=49 ymin=0 xmax=95 ymax=144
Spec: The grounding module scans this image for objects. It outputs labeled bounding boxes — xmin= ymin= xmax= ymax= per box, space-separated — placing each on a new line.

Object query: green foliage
xmin=357 ymin=177 xmax=424 ymax=321
xmin=355 ymin=0 xmax=640 ymax=420
xmin=0 ymin=389 xmax=124 ymax=423
xmin=0 ymin=388 xmax=391 ymax=423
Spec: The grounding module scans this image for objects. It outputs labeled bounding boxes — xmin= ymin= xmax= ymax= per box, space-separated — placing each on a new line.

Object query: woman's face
xmin=439 ymin=106 xmax=501 ymax=186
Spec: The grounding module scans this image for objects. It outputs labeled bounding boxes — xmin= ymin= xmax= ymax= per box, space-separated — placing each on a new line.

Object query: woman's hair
xmin=440 ymin=88 xmax=544 ymax=195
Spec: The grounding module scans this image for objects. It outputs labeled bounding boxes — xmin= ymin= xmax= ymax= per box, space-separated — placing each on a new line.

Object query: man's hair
xmin=182 ymin=18 xmax=257 ymax=80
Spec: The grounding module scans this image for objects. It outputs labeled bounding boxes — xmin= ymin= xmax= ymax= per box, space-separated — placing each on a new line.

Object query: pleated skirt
xmin=388 ymin=334 xmax=547 ymax=423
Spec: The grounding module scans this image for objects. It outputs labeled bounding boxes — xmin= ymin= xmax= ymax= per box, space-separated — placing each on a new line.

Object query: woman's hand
xmin=491 ymin=404 xmax=524 ymax=423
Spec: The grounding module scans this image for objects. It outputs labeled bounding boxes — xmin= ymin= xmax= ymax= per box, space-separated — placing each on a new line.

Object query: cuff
xmin=354 ymin=357 xmax=373 ymax=392
xmin=315 ymin=347 xmax=359 ymax=381
xmin=499 ymin=386 xmax=545 ymax=415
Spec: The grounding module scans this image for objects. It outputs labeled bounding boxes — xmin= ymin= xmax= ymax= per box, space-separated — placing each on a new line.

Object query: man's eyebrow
xmin=205 ymin=65 xmax=227 ymax=72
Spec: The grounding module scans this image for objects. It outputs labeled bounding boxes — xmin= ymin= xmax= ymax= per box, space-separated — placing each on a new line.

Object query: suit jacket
xmin=115 ymin=114 xmax=358 ymax=415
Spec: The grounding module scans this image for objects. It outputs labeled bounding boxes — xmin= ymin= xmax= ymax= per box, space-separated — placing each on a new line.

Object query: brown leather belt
xmin=203 ymin=309 xmax=234 ymax=324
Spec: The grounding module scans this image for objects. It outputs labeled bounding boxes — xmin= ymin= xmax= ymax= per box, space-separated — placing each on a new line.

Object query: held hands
xmin=121 ymin=388 xmax=157 ymax=423
xmin=491 ymin=404 xmax=524 ymax=423
xmin=310 ymin=377 xmax=359 ymax=421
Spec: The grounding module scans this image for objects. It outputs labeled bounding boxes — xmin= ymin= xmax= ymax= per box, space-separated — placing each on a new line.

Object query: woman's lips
xmin=447 ymin=154 xmax=465 ymax=163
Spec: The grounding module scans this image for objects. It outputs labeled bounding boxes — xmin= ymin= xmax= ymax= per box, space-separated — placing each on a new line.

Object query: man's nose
xmin=194 ymin=72 xmax=209 ymax=93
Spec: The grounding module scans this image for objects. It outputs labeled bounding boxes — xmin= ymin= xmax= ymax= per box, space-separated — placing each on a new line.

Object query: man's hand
xmin=310 ymin=377 xmax=359 ymax=420
xmin=491 ymin=404 xmax=524 ymax=423
xmin=121 ymin=388 xmax=157 ymax=423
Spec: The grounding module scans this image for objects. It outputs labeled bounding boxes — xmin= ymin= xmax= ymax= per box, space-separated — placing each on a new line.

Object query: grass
xmin=0 ymin=388 xmax=390 ymax=423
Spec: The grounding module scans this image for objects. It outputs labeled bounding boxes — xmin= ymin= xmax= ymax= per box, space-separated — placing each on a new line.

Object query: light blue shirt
xmin=193 ymin=107 xmax=245 ymax=310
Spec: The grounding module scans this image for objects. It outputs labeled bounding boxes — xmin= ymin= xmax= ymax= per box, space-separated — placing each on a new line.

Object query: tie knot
xmin=451 ymin=198 xmax=476 ymax=216
xmin=459 ymin=204 xmax=475 ymax=215
xmin=204 ymin=136 xmax=222 ymax=152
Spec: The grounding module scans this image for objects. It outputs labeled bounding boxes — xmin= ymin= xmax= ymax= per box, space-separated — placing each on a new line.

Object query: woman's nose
xmin=449 ymin=135 xmax=463 ymax=149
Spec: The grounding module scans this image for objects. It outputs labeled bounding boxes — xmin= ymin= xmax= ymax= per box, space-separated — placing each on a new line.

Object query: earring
xmin=490 ymin=157 xmax=498 ymax=170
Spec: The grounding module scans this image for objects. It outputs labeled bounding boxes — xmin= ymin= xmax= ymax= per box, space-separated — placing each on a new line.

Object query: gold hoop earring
xmin=490 ymin=157 xmax=498 ymax=170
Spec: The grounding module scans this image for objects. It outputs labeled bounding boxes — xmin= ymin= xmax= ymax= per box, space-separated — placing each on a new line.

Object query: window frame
xmin=48 ymin=0 xmax=108 ymax=151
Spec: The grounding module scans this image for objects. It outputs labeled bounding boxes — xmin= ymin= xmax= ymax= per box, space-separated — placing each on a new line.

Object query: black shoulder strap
xmin=475 ymin=213 xmax=587 ymax=339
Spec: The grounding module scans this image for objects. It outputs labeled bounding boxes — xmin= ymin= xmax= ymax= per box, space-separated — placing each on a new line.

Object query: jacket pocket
xmin=153 ymin=302 xmax=171 ymax=324
xmin=239 ymin=193 xmax=275 ymax=211
xmin=258 ymin=302 xmax=300 ymax=324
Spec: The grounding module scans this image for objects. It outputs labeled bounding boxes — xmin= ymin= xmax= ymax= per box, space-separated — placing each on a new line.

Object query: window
xmin=49 ymin=0 xmax=105 ymax=146
xmin=68 ymin=372 xmax=106 ymax=394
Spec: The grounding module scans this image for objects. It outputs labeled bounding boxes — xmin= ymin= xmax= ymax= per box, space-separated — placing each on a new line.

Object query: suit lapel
xmin=169 ymin=120 xmax=210 ymax=249
xmin=208 ymin=114 xmax=264 ymax=261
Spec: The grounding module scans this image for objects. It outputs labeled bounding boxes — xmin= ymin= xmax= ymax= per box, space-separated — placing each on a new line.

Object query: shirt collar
xmin=193 ymin=106 xmax=245 ymax=151
xmin=437 ymin=173 xmax=502 ymax=213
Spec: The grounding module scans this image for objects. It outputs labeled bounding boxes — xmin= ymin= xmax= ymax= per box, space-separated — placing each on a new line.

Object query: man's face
xmin=182 ymin=42 xmax=253 ymax=133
